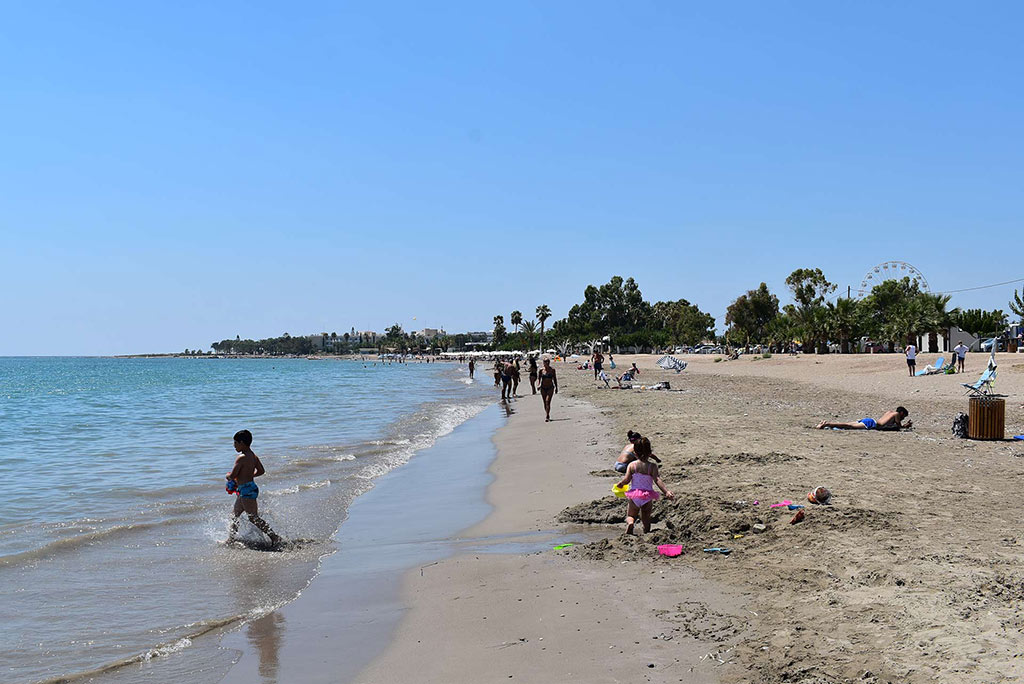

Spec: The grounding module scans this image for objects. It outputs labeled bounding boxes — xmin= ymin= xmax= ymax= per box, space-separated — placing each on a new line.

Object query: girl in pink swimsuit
xmin=614 ymin=437 xmax=673 ymax=535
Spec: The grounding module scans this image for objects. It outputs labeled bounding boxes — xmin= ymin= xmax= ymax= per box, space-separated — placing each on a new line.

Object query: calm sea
xmin=0 ymin=357 xmax=490 ymax=684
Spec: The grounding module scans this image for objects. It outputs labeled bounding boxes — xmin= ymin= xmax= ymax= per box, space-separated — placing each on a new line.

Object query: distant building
xmin=358 ymin=331 xmax=378 ymax=345
xmin=415 ymin=328 xmax=445 ymax=340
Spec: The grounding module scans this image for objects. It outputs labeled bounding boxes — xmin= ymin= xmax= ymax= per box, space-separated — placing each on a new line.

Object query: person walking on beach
xmin=511 ymin=358 xmax=521 ymax=397
xmin=953 ymin=341 xmax=969 ymax=373
xmin=615 ymin=438 xmax=673 ymax=535
xmin=528 ymin=356 xmax=538 ymax=394
xmin=468 ymin=359 xmax=475 ymax=378
xmin=225 ymin=430 xmax=281 ymax=546
xmin=592 ymin=349 xmax=604 ymax=380
xmin=501 ymin=359 xmax=514 ymax=402
xmin=493 ymin=359 xmax=502 ymax=387
xmin=816 ymin=407 xmax=912 ymax=431
xmin=538 ymin=356 xmax=558 ymax=421
xmin=904 ymin=342 xmax=917 ymax=377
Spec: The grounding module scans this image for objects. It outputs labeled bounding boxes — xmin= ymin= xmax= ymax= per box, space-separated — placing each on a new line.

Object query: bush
xmin=762 ymin=352 xmax=772 ymax=359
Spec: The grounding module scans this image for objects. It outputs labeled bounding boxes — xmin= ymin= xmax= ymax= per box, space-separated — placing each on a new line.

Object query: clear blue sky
xmin=2 ymin=1 xmax=1022 ymax=355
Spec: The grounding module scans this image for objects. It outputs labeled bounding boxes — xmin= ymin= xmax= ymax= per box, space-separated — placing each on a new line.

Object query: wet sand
xmin=216 ymin=403 xmax=506 ymax=683
xmin=357 ymin=391 xmax=740 ymax=683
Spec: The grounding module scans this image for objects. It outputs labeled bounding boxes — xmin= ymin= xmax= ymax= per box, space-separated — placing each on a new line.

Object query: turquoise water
xmin=0 ymin=357 xmax=489 ymax=684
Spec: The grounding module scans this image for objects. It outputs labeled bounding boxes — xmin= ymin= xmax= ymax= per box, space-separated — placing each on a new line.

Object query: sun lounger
xmin=655 ymin=355 xmax=688 ymax=373
xmin=916 ymin=356 xmax=946 ymax=376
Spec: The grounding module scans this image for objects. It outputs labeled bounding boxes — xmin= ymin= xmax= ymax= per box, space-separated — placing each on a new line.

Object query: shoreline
xmin=212 ymin=402 xmax=506 ymax=684
xmin=355 ymin=391 xmax=740 ymax=683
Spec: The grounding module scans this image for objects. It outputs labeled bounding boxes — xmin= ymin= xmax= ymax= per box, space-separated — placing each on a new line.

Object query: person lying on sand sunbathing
xmin=615 ymin=437 xmax=673 ymax=535
xmin=816 ymin=407 xmax=911 ymax=431
xmin=613 ymin=430 xmax=661 ymax=472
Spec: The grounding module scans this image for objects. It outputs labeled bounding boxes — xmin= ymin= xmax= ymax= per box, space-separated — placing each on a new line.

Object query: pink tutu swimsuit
xmin=624 ymin=471 xmax=660 ymax=507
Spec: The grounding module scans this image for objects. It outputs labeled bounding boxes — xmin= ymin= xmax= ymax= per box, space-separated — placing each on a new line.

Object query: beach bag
xmin=952 ymin=412 xmax=969 ymax=439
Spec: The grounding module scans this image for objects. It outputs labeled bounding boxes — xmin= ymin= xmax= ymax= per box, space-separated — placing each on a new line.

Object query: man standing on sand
xmin=468 ymin=359 xmax=475 ymax=378
xmin=226 ymin=430 xmax=281 ymax=547
xmin=904 ymin=342 xmax=917 ymax=377
xmin=953 ymin=341 xmax=969 ymax=373
xmin=592 ymin=349 xmax=604 ymax=380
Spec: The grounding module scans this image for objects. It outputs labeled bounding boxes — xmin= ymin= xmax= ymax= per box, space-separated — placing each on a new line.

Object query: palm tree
xmin=1010 ymin=288 xmax=1024 ymax=323
xmin=536 ymin=304 xmax=552 ymax=347
xmin=521 ymin=320 xmax=538 ymax=350
xmin=826 ymin=298 xmax=860 ymax=354
xmin=919 ymin=293 xmax=954 ymax=353
xmin=510 ymin=310 xmax=523 ymax=334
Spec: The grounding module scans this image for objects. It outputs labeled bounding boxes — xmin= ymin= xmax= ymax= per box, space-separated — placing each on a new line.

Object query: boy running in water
xmin=226 ymin=429 xmax=281 ymax=546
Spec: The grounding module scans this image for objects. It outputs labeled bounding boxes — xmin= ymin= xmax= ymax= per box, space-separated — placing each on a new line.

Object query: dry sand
xmin=360 ymin=352 xmax=1024 ymax=684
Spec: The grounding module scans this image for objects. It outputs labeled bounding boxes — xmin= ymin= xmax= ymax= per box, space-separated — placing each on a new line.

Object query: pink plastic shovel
xmin=657 ymin=544 xmax=683 ymax=557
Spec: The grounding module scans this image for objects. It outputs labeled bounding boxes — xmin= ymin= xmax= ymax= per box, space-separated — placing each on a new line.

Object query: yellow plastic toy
xmin=612 ymin=483 xmax=631 ymax=498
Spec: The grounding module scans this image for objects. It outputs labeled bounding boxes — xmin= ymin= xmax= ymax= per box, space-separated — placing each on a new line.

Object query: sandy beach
xmin=357 ymin=352 xmax=1024 ymax=684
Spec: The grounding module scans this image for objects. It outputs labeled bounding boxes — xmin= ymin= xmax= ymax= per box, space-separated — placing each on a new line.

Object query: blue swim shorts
xmin=237 ymin=481 xmax=259 ymax=499
xmin=859 ymin=418 xmax=876 ymax=429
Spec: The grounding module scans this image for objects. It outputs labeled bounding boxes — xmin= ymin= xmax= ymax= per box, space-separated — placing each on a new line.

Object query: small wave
xmin=353 ymin=400 xmax=490 ymax=482
xmin=32 ymin=613 xmax=248 ymax=684
xmin=142 ymin=637 xmax=192 ymax=661
xmin=0 ymin=519 xmax=186 ymax=568
xmin=269 ymin=479 xmax=332 ymax=495
xmin=330 ymin=453 xmax=356 ymax=462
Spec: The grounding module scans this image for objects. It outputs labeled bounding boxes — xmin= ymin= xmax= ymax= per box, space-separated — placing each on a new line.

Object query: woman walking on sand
xmin=528 ymin=356 xmax=538 ymax=394
xmin=615 ymin=437 xmax=673 ymax=535
xmin=538 ymin=356 xmax=558 ymax=421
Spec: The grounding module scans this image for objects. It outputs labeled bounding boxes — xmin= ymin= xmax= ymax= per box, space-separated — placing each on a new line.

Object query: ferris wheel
xmin=855 ymin=261 xmax=930 ymax=298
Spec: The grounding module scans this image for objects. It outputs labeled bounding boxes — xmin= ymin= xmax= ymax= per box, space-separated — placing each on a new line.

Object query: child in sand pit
xmin=226 ymin=429 xmax=281 ymax=546
xmin=615 ymin=437 xmax=673 ymax=535
xmin=816 ymin=407 xmax=912 ymax=431
xmin=613 ymin=430 xmax=661 ymax=473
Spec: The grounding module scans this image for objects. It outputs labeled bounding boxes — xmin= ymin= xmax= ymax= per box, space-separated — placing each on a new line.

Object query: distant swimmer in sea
xmin=528 ymin=356 xmax=538 ymax=394
xmin=615 ymin=438 xmax=673 ymax=535
xmin=468 ymin=359 xmax=475 ymax=378
xmin=538 ymin=356 xmax=558 ymax=421
xmin=613 ymin=430 xmax=661 ymax=473
xmin=816 ymin=407 xmax=912 ymax=431
xmin=225 ymin=430 xmax=281 ymax=547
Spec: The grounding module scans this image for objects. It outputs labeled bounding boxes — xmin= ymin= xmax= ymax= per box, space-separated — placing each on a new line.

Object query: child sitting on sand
xmin=816 ymin=407 xmax=912 ymax=431
xmin=615 ymin=437 xmax=673 ymax=535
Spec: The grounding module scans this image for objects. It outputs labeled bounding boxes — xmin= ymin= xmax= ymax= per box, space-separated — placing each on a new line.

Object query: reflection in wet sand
xmin=246 ymin=612 xmax=285 ymax=683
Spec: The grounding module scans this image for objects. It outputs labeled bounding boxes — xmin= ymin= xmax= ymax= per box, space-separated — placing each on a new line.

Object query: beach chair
xmin=916 ymin=356 xmax=946 ymax=376
xmin=962 ymin=368 xmax=996 ymax=395
xmin=962 ymin=351 xmax=1001 ymax=396
xmin=655 ymin=355 xmax=688 ymax=373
